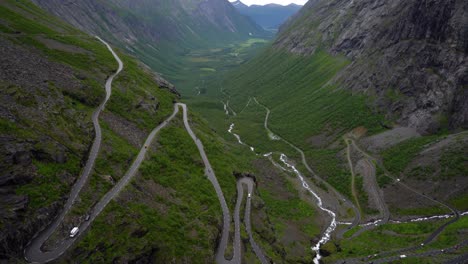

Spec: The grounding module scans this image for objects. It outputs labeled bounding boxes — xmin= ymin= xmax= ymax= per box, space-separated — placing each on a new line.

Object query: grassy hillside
xmin=223 ymin=49 xmax=385 ymax=148
xmin=210 ymin=47 xmax=386 ymax=197
xmin=0 ymin=0 xmax=177 ymax=258
xmin=0 ymin=1 xmax=324 ymax=262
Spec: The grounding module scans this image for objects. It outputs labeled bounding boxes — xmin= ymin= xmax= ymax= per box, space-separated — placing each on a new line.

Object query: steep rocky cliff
xmin=274 ymin=0 xmax=468 ymax=133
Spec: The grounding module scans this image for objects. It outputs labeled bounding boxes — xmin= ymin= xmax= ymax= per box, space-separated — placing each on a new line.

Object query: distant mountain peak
xmin=231 ymin=0 xmax=248 ymax=8
xmin=232 ymin=1 xmax=302 ymax=31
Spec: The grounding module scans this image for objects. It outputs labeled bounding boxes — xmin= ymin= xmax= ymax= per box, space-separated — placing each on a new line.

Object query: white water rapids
xmin=278 ymin=154 xmax=337 ymax=264
xmin=226 ymin=98 xmax=337 ymax=262
xmin=389 ymin=211 xmax=468 ymax=224
xmin=221 ymin=98 xmax=468 ymax=262
xmin=228 ymin=123 xmax=255 ymax=153
xmin=222 ymin=101 xmax=229 ymax=115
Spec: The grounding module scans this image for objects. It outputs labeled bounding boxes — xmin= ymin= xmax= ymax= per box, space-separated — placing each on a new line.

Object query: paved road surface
xmin=181 ymin=103 xmax=268 ymax=263
xmin=24 ymin=36 xmax=123 ymax=263
xmin=178 ymin=103 xmax=239 ymax=264
xmin=238 ymin=178 xmax=269 ymax=264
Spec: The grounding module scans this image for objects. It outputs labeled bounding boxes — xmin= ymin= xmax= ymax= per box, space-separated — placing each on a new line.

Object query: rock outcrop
xmin=274 ymin=0 xmax=468 ymax=133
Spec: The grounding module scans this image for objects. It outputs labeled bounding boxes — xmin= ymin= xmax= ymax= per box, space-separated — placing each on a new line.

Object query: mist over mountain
xmin=231 ymin=0 xmax=302 ymax=31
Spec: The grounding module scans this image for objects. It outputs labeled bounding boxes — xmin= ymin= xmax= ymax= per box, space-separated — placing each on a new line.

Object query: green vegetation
xmin=407 ymin=166 xmax=436 ymax=180
xmin=439 ymin=147 xmax=468 ymax=180
xmin=1 ymin=2 xmax=179 ymax=258
xmin=188 ymin=48 xmax=386 ymax=206
xmin=72 ymin=111 xmax=257 ymax=262
xmin=343 ymin=225 xmax=362 ymax=238
xmin=382 ymin=135 xmax=440 ymax=175
xmin=306 ymin=149 xmax=352 ymax=198
xmin=109 ymin=55 xmax=176 ymax=130
xmin=385 ymin=89 xmax=405 ymax=103
xmin=259 ymin=188 xmax=314 ymax=220
xmin=95 ymin=122 xmax=138 ymax=179
xmin=69 ymin=122 xmax=139 ymax=216
xmin=17 ymin=158 xmax=80 ymax=209
xmin=325 ymin=219 xmax=449 ymax=261
xmin=392 ymin=206 xmax=450 ymax=217
xmin=73 ymin=118 xmax=220 ymax=262
xmin=449 ymin=194 xmax=468 ymax=211
xmin=171 ymin=37 xmax=271 ymax=96
xmin=221 ymin=49 xmax=384 ymax=149
xmin=254 ymin=170 xmax=318 ymax=263
xmin=376 ymin=163 xmax=393 ymax=188
xmin=431 ymin=216 xmax=468 ymax=249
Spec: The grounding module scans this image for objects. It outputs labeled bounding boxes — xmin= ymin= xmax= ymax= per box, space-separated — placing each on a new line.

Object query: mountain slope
xmin=0 ymin=0 xmax=182 ymax=260
xmin=232 ymin=1 xmax=302 ymax=31
xmin=31 ymin=0 xmax=269 ymax=82
xmin=220 ymin=0 xmax=468 ymax=247
xmin=0 ymin=2 xmax=287 ymax=263
xmin=274 ymin=0 xmax=467 ymax=132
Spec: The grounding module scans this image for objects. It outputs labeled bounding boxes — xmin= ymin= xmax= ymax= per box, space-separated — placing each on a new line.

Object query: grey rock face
xmin=274 ymin=0 xmax=468 ymax=133
xmin=154 ymin=74 xmax=181 ymax=97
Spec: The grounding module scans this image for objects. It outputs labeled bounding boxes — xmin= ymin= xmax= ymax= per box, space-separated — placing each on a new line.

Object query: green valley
xmin=1 ymin=0 xmax=467 ymax=263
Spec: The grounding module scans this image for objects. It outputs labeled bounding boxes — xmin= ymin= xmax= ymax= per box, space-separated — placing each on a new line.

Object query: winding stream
xmin=226 ymin=99 xmax=338 ymax=263
xmin=228 ymin=123 xmax=255 ymax=152
xmin=223 ymin=96 xmax=467 ymax=263
xmin=279 ymin=154 xmax=337 ymax=264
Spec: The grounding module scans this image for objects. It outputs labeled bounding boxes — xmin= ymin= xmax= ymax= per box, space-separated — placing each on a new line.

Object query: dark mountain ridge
xmin=232 ymin=0 xmax=302 ymax=31
xmin=32 ymin=0 xmax=269 ymax=81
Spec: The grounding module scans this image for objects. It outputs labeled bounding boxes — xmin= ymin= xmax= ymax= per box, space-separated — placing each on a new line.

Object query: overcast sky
xmin=229 ymin=0 xmax=308 ymax=6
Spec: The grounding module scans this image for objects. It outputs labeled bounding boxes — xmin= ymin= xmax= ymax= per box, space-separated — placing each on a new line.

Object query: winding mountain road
xmin=24 ymin=36 xmax=123 ymax=264
xmin=178 ymin=103 xmax=238 ymax=264
xmin=181 ymin=103 xmax=267 ymax=263
xmin=238 ymin=178 xmax=269 ymax=264
xmin=344 ymin=135 xmax=390 ymax=237
xmin=337 ymin=138 xmax=462 ymax=263
xmin=24 ymin=50 xmax=267 ymax=264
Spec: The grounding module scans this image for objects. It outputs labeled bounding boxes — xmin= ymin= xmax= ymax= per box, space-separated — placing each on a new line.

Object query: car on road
xmin=70 ymin=227 xmax=79 ymax=238
xmin=248 ymin=193 xmax=251 ymax=198
xmin=85 ymin=214 xmax=90 ymax=221
xmin=399 ymin=255 xmax=407 ymax=258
